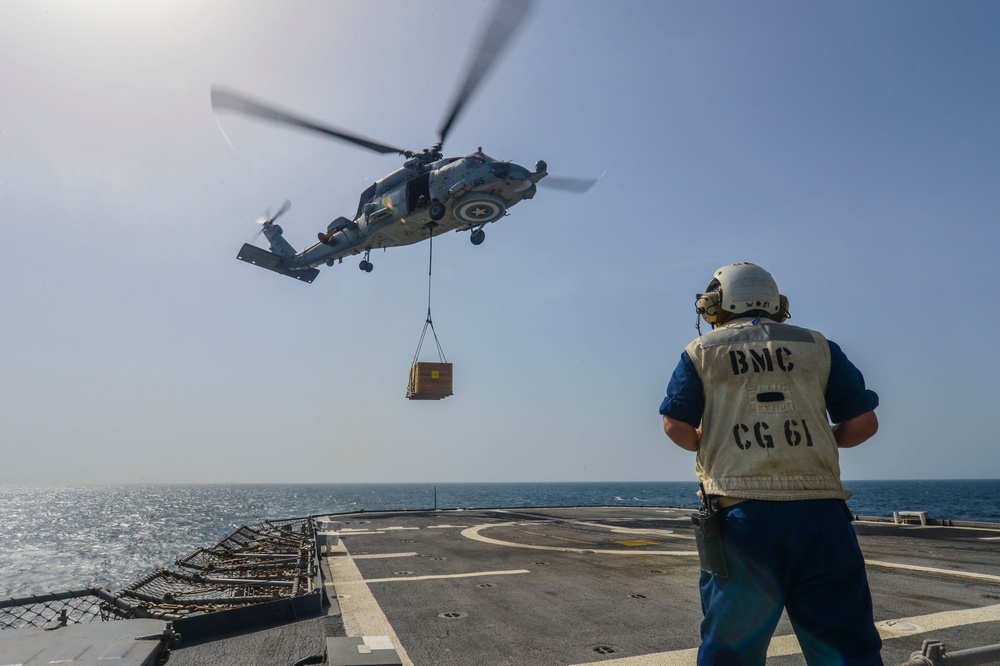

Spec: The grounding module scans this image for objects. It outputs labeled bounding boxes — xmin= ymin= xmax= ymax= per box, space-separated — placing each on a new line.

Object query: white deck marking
xmin=854 ymin=519 xmax=1000 ymax=535
xmin=352 ymin=552 xmax=418 ymax=560
xmin=462 ymin=522 xmax=698 ymax=556
xmin=365 ymin=569 xmax=530 ymax=584
xmin=428 ymin=524 xmax=469 ymax=529
xmin=330 ymin=529 xmax=386 ymax=536
xmin=493 ymin=509 xmax=562 ymax=520
xmin=326 ymin=541 xmax=415 ymax=666
xmin=573 ymin=520 xmax=694 ymax=541
xmin=567 ymin=603 xmax=1000 ymax=665
xmin=874 ymin=603 xmax=1000 ymax=636
xmin=866 ymin=559 xmax=1000 ymax=583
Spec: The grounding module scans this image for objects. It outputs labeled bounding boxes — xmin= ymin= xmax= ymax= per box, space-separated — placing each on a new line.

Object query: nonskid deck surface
xmin=171 ymin=506 xmax=1000 ymax=665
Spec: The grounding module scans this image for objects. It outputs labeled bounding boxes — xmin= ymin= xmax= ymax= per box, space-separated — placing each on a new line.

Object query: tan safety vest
xmin=685 ymin=317 xmax=849 ymax=501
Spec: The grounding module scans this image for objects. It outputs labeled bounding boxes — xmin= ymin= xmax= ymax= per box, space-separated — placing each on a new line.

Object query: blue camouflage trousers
xmin=697 ymin=498 xmax=883 ymax=666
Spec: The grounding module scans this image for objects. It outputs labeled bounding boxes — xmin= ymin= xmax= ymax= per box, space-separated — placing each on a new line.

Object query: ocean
xmin=1 ymin=480 xmax=997 ymax=600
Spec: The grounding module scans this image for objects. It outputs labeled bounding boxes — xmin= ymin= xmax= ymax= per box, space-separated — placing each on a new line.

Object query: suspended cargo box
xmin=407 ymin=362 xmax=453 ymax=400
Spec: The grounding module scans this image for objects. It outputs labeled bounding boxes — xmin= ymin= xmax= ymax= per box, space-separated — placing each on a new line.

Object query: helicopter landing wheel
xmin=359 ymin=259 xmax=373 ymax=272
xmin=429 ymin=200 xmax=445 ymax=221
xmin=470 ymin=229 xmax=486 ymax=245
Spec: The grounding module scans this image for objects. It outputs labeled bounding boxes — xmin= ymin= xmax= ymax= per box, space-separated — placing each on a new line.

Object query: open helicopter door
xmin=407 ymin=225 xmax=453 ymax=400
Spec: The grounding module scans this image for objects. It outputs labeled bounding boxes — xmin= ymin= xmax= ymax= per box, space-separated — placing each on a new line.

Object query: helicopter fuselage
xmin=238 ymin=151 xmax=548 ymax=281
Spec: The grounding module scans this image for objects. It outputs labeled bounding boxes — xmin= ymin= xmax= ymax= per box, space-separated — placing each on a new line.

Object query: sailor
xmin=659 ymin=262 xmax=883 ymax=665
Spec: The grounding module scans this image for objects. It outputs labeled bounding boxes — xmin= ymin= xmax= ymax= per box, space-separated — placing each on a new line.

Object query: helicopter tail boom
xmin=236 ymin=244 xmax=319 ymax=283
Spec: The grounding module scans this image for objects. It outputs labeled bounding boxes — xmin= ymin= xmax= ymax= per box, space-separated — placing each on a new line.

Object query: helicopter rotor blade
xmin=211 ymin=86 xmax=414 ymax=157
xmin=540 ymin=175 xmax=601 ymax=193
xmin=437 ymin=0 xmax=533 ymax=149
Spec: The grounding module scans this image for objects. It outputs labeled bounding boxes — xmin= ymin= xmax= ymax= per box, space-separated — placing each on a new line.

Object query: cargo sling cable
xmin=412 ymin=222 xmax=446 ymax=365
xmin=407 ymin=223 xmax=450 ymax=399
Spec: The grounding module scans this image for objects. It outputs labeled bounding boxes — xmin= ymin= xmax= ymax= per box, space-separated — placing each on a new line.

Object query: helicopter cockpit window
xmin=356 ymin=182 xmax=377 ymax=219
xmin=491 ymin=163 xmax=510 ymax=180
xmin=464 ymin=155 xmax=486 ymax=168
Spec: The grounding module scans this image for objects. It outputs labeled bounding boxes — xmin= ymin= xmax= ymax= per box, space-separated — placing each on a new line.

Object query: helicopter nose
xmin=502 ymin=163 xmax=532 ymax=191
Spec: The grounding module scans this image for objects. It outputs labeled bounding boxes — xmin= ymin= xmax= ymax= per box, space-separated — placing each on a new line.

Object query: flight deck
xmin=167 ymin=505 xmax=1000 ymax=665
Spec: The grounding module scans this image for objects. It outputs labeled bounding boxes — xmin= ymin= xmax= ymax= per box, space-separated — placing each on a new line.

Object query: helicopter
xmin=211 ymin=0 xmax=595 ymax=283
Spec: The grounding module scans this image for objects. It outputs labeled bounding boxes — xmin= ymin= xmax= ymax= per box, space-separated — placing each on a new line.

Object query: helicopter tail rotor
xmin=251 ymin=199 xmax=292 ymax=240
xmin=258 ymin=199 xmax=291 ymax=226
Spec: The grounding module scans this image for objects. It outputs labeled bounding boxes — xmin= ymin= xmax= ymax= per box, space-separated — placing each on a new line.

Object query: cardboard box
xmin=407 ymin=362 xmax=453 ymax=400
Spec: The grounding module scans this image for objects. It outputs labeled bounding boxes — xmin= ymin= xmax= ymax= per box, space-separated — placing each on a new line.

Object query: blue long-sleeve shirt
xmin=659 ymin=340 xmax=878 ymax=428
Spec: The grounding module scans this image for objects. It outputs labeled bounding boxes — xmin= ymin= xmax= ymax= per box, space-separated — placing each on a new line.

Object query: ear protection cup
xmin=696 ymin=291 xmax=722 ymax=325
xmin=775 ymin=294 xmax=790 ymax=322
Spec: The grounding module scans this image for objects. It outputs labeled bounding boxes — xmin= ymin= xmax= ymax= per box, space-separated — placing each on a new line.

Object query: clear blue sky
xmin=2 ymin=1 xmax=998 ymax=485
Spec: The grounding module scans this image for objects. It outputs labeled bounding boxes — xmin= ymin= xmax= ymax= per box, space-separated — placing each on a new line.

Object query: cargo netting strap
xmin=412 ymin=226 xmax=447 ymax=364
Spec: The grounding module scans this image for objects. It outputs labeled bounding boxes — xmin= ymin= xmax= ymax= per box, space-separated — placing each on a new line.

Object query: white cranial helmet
xmin=696 ymin=262 xmax=787 ymax=325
